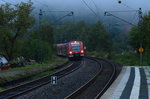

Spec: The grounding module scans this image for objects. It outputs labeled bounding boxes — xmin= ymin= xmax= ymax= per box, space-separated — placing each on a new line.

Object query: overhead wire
xmin=108 ymin=10 xmax=139 ymax=25
xmin=91 ymin=0 xmax=100 ymax=16
xmin=91 ymin=0 xmax=107 ymax=23
xmin=118 ymin=0 xmax=139 ymax=26
xmin=90 ymin=0 xmax=110 ymax=29
xmin=121 ymin=3 xmax=133 ymax=10
xmin=33 ymin=0 xmax=48 ymax=9
xmin=81 ymin=0 xmax=99 ymax=18
xmin=117 ymin=0 xmax=135 ymax=10
xmin=33 ymin=0 xmax=56 ymax=23
xmin=131 ymin=11 xmax=138 ymax=24
xmin=107 ymin=10 xmax=138 ymax=13
xmin=34 ymin=0 xmax=75 ymax=24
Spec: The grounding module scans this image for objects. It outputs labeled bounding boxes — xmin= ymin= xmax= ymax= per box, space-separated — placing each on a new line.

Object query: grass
xmin=114 ymin=52 xmax=150 ymax=66
xmin=87 ymin=51 xmax=150 ymax=66
xmin=86 ymin=51 xmax=109 ymax=58
xmin=0 ymin=87 xmax=5 ymax=91
xmin=28 ymin=70 xmax=55 ymax=81
xmin=0 ymin=56 xmax=68 ymax=89
xmin=1 ymin=56 xmax=67 ymax=72
xmin=0 ymin=64 xmax=43 ymax=73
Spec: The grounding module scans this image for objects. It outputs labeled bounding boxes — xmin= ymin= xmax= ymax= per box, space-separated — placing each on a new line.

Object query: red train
xmin=56 ymin=41 xmax=85 ymax=59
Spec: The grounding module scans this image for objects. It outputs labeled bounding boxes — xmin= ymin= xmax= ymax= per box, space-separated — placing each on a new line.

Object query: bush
xmin=21 ymin=39 xmax=52 ymax=62
xmin=114 ymin=52 xmax=150 ymax=66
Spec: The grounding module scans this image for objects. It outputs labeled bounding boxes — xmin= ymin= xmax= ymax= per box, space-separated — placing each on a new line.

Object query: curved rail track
xmin=65 ymin=57 xmax=119 ymax=99
xmin=0 ymin=57 xmax=121 ymax=99
xmin=0 ymin=60 xmax=83 ymax=99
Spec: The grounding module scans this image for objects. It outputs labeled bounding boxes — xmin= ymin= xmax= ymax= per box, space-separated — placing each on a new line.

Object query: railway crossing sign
xmin=51 ymin=76 xmax=57 ymax=85
xmin=139 ymin=47 xmax=144 ymax=53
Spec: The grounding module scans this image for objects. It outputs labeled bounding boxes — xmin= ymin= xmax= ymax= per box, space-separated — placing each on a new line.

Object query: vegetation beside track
xmin=113 ymin=52 xmax=150 ymax=66
xmin=87 ymin=51 xmax=150 ymax=66
xmin=0 ymin=1 xmax=150 ymax=92
xmin=0 ymin=56 xmax=67 ymax=91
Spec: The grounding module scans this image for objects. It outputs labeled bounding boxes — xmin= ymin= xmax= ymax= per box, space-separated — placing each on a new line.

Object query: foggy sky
xmin=1 ymin=0 xmax=150 ymax=26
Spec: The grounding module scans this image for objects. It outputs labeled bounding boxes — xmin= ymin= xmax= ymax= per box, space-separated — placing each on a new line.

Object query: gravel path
xmin=0 ymin=71 xmax=25 ymax=77
xmin=16 ymin=58 xmax=101 ymax=99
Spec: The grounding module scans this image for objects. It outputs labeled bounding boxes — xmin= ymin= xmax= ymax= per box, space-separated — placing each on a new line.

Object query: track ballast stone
xmin=16 ymin=58 xmax=101 ymax=99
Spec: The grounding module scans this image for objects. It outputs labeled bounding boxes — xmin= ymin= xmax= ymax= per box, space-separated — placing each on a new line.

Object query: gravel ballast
xmin=16 ymin=58 xmax=101 ymax=99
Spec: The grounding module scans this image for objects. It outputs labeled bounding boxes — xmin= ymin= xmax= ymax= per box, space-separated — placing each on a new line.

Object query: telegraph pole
xmin=138 ymin=8 xmax=143 ymax=65
xmin=117 ymin=1 xmax=144 ymax=65
xmin=39 ymin=9 xmax=43 ymax=29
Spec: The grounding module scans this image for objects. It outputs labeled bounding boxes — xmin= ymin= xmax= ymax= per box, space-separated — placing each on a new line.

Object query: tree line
xmin=54 ymin=21 xmax=113 ymax=55
xmin=1 ymin=1 xmax=149 ymax=63
xmin=128 ymin=12 xmax=150 ymax=63
xmin=0 ymin=1 xmax=115 ymax=62
xmin=0 ymin=1 xmax=53 ymax=62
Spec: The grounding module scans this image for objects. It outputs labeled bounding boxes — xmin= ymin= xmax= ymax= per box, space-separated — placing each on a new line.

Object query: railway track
xmin=65 ymin=57 xmax=118 ymax=99
xmin=0 ymin=60 xmax=83 ymax=99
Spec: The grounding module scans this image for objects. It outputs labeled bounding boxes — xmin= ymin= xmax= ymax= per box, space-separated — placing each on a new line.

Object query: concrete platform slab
xmin=101 ymin=66 xmax=150 ymax=99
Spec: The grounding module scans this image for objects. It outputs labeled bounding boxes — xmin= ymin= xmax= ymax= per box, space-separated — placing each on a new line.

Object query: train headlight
xmin=69 ymin=51 xmax=72 ymax=54
xmin=81 ymin=50 xmax=84 ymax=53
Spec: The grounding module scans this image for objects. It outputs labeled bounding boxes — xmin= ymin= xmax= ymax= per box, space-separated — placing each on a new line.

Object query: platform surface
xmin=101 ymin=66 xmax=150 ymax=99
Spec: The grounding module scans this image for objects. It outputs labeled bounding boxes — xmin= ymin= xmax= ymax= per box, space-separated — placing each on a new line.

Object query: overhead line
xmin=106 ymin=12 xmax=137 ymax=26
xmin=81 ymin=0 xmax=98 ymax=18
xmin=131 ymin=11 xmax=138 ymax=24
xmin=122 ymin=3 xmax=134 ymax=10
xmin=91 ymin=0 xmax=107 ymax=22
xmin=91 ymin=0 xmax=99 ymax=14
xmin=107 ymin=10 xmax=138 ymax=13
xmin=117 ymin=0 xmax=135 ymax=10
xmin=43 ymin=11 xmax=73 ymax=13
xmin=34 ymin=0 xmax=49 ymax=9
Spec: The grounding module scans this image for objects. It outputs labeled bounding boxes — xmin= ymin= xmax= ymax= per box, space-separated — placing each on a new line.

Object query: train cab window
xmin=71 ymin=44 xmax=80 ymax=52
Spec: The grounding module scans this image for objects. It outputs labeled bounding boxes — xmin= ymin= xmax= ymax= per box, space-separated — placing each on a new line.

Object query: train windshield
xmin=71 ymin=44 xmax=80 ymax=52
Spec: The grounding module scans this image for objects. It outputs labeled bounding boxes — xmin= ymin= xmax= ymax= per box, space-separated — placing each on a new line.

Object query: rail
xmin=0 ymin=60 xmax=83 ymax=99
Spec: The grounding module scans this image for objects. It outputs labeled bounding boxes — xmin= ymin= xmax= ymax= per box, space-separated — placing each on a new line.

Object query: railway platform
xmin=101 ymin=66 xmax=150 ymax=99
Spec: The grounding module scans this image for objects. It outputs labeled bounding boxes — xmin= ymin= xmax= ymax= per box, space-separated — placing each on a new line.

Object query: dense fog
xmin=1 ymin=0 xmax=150 ymax=33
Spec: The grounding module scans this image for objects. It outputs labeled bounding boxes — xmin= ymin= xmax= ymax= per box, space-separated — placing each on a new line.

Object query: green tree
xmin=54 ymin=21 xmax=87 ymax=43
xmin=31 ymin=22 xmax=54 ymax=49
xmin=128 ymin=27 xmax=140 ymax=50
xmin=0 ymin=1 xmax=34 ymax=61
xmin=54 ymin=21 xmax=113 ymax=56
xmin=22 ymin=39 xmax=52 ymax=62
xmin=128 ymin=11 xmax=150 ymax=50
xmin=39 ymin=22 xmax=53 ymax=47
xmin=21 ymin=22 xmax=54 ymax=62
xmin=87 ymin=22 xmax=112 ymax=52
xmin=128 ymin=11 xmax=150 ymax=64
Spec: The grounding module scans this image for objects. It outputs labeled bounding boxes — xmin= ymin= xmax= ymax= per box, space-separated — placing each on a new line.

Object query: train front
xmin=68 ymin=41 xmax=84 ymax=58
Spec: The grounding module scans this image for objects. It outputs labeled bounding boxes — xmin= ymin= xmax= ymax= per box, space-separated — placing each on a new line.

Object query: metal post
xmin=140 ymin=43 xmax=143 ymax=65
xmin=39 ymin=9 xmax=43 ymax=29
xmin=138 ymin=8 xmax=143 ymax=65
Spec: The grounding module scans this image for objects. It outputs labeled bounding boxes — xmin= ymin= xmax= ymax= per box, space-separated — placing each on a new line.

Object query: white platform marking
xmin=129 ymin=67 xmax=141 ymax=99
xmin=143 ymin=66 xmax=150 ymax=99
xmin=109 ymin=67 xmax=131 ymax=99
